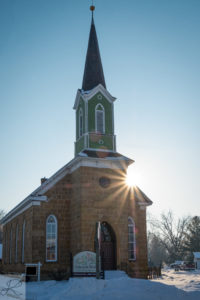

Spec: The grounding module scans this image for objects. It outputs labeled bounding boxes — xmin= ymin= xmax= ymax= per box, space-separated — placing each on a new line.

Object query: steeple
xmin=82 ymin=6 xmax=106 ymax=91
xmin=74 ymin=5 xmax=116 ymax=156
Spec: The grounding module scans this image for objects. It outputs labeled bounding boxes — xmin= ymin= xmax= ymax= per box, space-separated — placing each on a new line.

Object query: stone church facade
xmin=1 ymin=8 xmax=152 ymax=280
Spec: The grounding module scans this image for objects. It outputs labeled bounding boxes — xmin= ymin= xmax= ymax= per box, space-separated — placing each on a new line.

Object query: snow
xmin=0 ymin=269 xmax=200 ymax=300
xmin=153 ymin=268 xmax=200 ymax=292
xmin=0 ymin=274 xmax=25 ymax=300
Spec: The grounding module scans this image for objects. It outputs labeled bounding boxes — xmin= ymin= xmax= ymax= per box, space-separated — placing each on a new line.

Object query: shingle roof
xmin=82 ymin=16 xmax=106 ymax=91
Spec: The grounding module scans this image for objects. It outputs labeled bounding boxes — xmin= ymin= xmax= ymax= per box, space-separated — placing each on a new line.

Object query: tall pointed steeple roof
xmin=82 ymin=8 xmax=106 ymax=91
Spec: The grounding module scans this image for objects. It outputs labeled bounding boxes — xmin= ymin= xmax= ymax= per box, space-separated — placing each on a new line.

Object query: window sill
xmin=128 ymin=259 xmax=136 ymax=262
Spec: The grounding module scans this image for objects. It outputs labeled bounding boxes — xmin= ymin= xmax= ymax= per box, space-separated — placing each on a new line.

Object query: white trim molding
xmin=73 ymin=84 xmax=116 ymax=110
xmin=79 ymin=108 xmax=83 ymax=138
xmin=46 ymin=215 xmax=58 ymax=262
xmin=95 ymin=103 xmax=105 ymax=134
xmin=1 ymin=153 xmax=135 ymax=226
xmin=128 ymin=216 xmax=136 ymax=261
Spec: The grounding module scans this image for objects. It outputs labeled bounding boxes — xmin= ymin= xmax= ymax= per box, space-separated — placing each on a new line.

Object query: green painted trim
xmin=89 ymin=133 xmax=113 ymax=151
xmin=75 ymin=135 xmax=85 ymax=155
xmin=88 ymin=93 xmax=113 ymax=135
xmin=76 ymin=97 xmax=85 ymax=139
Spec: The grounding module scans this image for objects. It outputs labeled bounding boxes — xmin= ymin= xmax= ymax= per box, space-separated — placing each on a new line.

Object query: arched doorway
xmin=100 ymin=222 xmax=116 ymax=270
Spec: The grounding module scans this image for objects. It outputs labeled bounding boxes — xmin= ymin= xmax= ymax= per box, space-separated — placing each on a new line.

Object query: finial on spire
xmin=90 ymin=5 xmax=95 ymax=12
xmin=82 ymin=1 xmax=106 ymax=91
xmin=90 ymin=0 xmax=95 ymax=18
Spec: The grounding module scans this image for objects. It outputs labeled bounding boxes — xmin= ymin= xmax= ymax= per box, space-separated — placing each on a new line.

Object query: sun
xmin=125 ymin=166 xmax=141 ymax=187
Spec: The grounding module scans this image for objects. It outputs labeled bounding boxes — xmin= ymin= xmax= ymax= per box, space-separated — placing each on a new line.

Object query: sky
xmin=0 ymin=0 xmax=199 ymax=219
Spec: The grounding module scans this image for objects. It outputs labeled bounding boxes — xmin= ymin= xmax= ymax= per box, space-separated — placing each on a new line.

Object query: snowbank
xmin=0 ymin=269 xmax=200 ymax=300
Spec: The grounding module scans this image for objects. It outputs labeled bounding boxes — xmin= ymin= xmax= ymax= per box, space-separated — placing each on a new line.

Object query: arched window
xmin=15 ymin=224 xmax=18 ymax=263
xmin=128 ymin=217 xmax=136 ymax=260
xmin=46 ymin=215 xmax=57 ymax=262
xmin=4 ymin=231 xmax=7 ymax=264
xmin=79 ymin=108 xmax=83 ymax=137
xmin=95 ymin=104 xmax=105 ymax=134
xmin=9 ymin=228 xmax=12 ymax=264
xmin=22 ymin=221 xmax=25 ymax=263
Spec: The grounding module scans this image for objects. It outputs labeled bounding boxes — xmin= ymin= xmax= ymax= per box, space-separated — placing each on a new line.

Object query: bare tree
xmin=158 ymin=211 xmax=190 ymax=262
xmin=147 ymin=211 xmax=190 ymax=264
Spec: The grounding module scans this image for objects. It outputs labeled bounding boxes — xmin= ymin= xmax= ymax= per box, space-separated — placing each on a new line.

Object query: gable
xmin=73 ymin=84 xmax=116 ymax=111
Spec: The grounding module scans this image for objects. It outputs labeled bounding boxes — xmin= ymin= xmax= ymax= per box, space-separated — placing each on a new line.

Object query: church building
xmin=1 ymin=6 xmax=152 ymax=280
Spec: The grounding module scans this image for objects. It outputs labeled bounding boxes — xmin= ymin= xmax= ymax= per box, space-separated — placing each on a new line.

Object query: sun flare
xmin=126 ymin=166 xmax=141 ymax=187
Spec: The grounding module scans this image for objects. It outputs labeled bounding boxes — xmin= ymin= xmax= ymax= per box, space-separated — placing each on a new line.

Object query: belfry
xmin=74 ymin=6 xmax=115 ymax=155
xmin=1 ymin=6 xmax=152 ymax=279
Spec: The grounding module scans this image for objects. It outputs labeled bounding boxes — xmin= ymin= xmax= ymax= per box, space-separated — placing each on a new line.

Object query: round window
xmin=99 ymin=177 xmax=111 ymax=188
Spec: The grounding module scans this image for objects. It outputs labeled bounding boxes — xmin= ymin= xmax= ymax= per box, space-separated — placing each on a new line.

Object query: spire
xmin=82 ymin=6 xmax=106 ymax=91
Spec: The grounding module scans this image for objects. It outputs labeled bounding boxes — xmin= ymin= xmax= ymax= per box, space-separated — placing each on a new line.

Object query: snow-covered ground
xmin=0 ymin=269 xmax=200 ymax=300
xmin=152 ymin=268 xmax=200 ymax=292
xmin=0 ymin=274 xmax=25 ymax=300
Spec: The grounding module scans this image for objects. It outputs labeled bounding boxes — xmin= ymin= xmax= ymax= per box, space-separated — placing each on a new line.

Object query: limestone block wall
xmin=2 ymin=163 xmax=149 ymax=279
xmin=2 ymin=207 xmax=33 ymax=274
xmin=69 ymin=165 xmax=149 ymax=278
xmin=31 ymin=174 xmax=72 ymax=279
xmin=127 ymin=203 xmax=148 ymax=279
xmin=2 ymin=173 xmax=72 ymax=279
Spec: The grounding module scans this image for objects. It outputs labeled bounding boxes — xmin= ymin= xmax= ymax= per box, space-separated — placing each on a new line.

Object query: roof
xmin=73 ymin=84 xmax=116 ymax=111
xmin=82 ymin=16 xmax=106 ymax=91
xmin=1 ymin=152 xmax=134 ymax=225
xmin=133 ymin=186 xmax=153 ymax=207
xmin=193 ymin=252 xmax=200 ymax=259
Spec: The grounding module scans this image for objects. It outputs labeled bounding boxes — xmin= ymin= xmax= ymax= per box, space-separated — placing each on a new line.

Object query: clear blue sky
xmin=0 ymin=0 xmax=199 ymax=218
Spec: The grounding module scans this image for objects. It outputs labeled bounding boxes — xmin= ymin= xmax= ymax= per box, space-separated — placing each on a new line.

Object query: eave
xmin=73 ymin=84 xmax=116 ymax=110
xmin=1 ymin=152 xmax=133 ymax=225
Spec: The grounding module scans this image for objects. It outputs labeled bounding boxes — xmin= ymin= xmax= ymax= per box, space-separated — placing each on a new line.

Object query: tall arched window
xmin=4 ymin=231 xmax=7 ymax=264
xmin=79 ymin=108 xmax=83 ymax=138
xmin=9 ymin=228 xmax=12 ymax=264
xmin=95 ymin=104 xmax=105 ymax=134
xmin=22 ymin=221 xmax=25 ymax=263
xmin=15 ymin=224 xmax=18 ymax=263
xmin=46 ymin=215 xmax=57 ymax=262
xmin=128 ymin=217 xmax=136 ymax=260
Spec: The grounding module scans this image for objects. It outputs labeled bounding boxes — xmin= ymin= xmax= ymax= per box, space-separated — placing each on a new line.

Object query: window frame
xmin=4 ymin=230 xmax=7 ymax=264
xmin=95 ymin=103 xmax=105 ymax=134
xmin=15 ymin=224 xmax=18 ymax=263
xmin=128 ymin=216 xmax=136 ymax=261
xmin=9 ymin=228 xmax=12 ymax=264
xmin=79 ymin=108 xmax=83 ymax=138
xmin=22 ymin=221 xmax=25 ymax=263
xmin=46 ymin=215 xmax=58 ymax=262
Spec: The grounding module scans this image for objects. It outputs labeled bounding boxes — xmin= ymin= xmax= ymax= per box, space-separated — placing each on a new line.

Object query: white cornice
xmin=73 ymin=84 xmax=116 ymax=110
xmin=70 ymin=155 xmax=133 ymax=173
xmin=1 ymin=153 xmax=133 ymax=225
xmin=2 ymin=200 xmax=43 ymax=225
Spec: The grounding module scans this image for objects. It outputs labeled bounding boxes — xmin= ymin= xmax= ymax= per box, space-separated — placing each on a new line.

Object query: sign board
xmin=73 ymin=251 xmax=96 ymax=273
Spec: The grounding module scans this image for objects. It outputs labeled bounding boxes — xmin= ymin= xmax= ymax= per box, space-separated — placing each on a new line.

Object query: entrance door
xmin=100 ymin=222 xmax=116 ymax=270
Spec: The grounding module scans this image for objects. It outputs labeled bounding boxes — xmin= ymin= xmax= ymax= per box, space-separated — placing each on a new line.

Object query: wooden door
xmin=100 ymin=222 xmax=116 ymax=270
